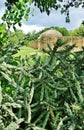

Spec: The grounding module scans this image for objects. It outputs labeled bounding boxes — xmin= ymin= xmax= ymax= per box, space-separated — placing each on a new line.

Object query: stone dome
xmin=39 ymin=29 xmax=63 ymax=39
xmin=31 ymin=29 xmax=63 ymax=50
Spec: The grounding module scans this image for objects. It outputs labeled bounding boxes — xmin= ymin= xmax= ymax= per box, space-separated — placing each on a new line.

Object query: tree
xmin=6 ymin=0 xmax=84 ymax=14
xmin=71 ymin=24 xmax=84 ymax=37
xmin=0 ymin=24 xmax=8 ymax=45
xmin=52 ymin=27 xmax=70 ymax=36
xmin=2 ymin=0 xmax=84 ymax=29
xmin=8 ymin=29 xmax=25 ymax=44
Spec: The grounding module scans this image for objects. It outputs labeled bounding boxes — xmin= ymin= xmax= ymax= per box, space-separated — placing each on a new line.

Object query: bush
xmin=70 ymin=24 xmax=84 ymax=37
xmin=0 ymin=38 xmax=84 ymax=130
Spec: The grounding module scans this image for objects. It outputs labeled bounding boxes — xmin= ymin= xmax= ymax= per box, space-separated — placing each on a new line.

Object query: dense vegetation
xmin=0 ymin=0 xmax=84 ymax=129
xmin=70 ymin=24 xmax=84 ymax=36
xmin=0 ymin=23 xmax=84 ymax=130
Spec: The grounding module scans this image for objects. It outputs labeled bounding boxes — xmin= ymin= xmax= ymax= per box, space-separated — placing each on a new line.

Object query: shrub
xmin=0 ymin=38 xmax=84 ymax=130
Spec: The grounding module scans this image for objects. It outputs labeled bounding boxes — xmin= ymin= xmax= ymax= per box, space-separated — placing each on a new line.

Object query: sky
xmin=0 ymin=0 xmax=84 ymax=34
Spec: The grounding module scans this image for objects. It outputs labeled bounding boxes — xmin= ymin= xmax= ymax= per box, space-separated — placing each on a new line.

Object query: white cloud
xmin=22 ymin=24 xmax=45 ymax=33
xmin=10 ymin=24 xmax=45 ymax=34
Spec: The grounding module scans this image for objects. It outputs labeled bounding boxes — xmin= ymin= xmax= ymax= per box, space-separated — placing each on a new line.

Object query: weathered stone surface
xmin=31 ymin=29 xmax=63 ymax=50
xmin=31 ymin=29 xmax=84 ymax=52
xmin=63 ymin=36 xmax=84 ymax=51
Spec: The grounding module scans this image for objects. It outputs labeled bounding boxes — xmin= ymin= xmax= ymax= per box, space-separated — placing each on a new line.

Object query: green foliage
xmin=8 ymin=29 xmax=25 ymax=44
xmin=70 ymin=24 xmax=84 ymax=37
xmin=1 ymin=1 xmax=84 ymax=129
xmin=0 ymin=24 xmax=8 ymax=45
xmin=2 ymin=0 xmax=32 ymax=29
xmin=0 ymin=38 xmax=84 ymax=129
xmin=2 ymin=0 xmax=84 ymax=29
xmin=0 ymin=24 xmax=6 ymax=33
xmin=25 ymin=31 xmax=40 ymax=42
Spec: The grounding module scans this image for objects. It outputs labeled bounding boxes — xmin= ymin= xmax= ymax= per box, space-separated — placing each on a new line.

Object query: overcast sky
xmin=0 ymin=0 xmax=84 ymax=33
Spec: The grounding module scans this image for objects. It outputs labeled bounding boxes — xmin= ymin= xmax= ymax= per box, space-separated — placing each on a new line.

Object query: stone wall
xmin=63 ymin=36 xmax=84 ymax=51
xmin=31 ymin=36 xmax=84 ymax=52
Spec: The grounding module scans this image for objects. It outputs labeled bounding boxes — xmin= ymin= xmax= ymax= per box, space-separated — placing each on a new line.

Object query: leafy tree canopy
xmin=2 ymin=0 xmax=84 ymax=29
xmin=8 ymin=29 xmax=25 ymax=44
xmin=6 ymin=0 xmax=84 ymax=14
xmin=70 ymin=24 xmax=84 ymax=37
